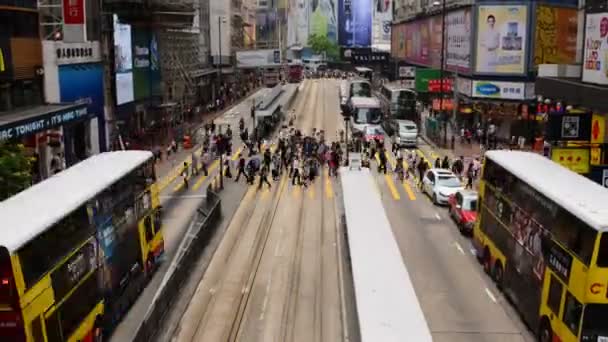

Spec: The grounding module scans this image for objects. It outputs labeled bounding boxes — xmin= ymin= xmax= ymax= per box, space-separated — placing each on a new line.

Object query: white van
xmin=395 ymin=120 xmax=418 ymax=147
xmin=348 ymin=96 xmax=383 ymax=133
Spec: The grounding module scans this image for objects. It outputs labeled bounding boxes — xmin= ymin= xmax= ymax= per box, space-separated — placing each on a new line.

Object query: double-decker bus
xmin=0 ymin=151 xmax=164 ymax=341
xmin=474 ymin=150 xmax=608 ymax=342
xmin=376 ymin=82 xmax=418 ymax=136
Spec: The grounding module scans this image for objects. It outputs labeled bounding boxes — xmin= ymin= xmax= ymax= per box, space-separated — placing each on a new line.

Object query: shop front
xmin=0 ymin=103 xmax=90 ymax=181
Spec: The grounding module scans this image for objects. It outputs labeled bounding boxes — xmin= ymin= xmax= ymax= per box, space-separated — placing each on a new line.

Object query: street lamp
xmin=433 ymin=0 xmax=448 ymax=147
xmin=217 ymin=16 xmax=227 ymax=102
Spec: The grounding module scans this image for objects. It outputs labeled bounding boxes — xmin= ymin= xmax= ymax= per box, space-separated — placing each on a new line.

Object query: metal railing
xmin=131 ymin=187 xmax=222 ymax=342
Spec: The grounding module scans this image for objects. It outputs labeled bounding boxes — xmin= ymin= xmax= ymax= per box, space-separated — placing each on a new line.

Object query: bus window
xmin=45 ymin=311 xmax=62 ymax=342
xmin=547 ymin=274 xmax=563 ymax=316
xmin=31 ymin=317 xmax=43 ymax=342
xmin=562 ymin=292 xmax=582 ymax=335
xmin=596 ymin=233 xmax=608 ymax=267
xmin=354 ymin=107 xmax=382 ymax=124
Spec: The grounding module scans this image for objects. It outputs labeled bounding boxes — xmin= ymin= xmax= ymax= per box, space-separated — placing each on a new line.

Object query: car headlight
xmin=439 ymin=191 xmax=449 ymax=197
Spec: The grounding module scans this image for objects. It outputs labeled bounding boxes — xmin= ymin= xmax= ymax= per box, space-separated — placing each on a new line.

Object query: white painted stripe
xmin=485 ymin=287 xmax=497 ymax=303
xmin=434 ymin=213 xmax=441 ymax=220
xmin=453 ymin=242 xmax=465 ymax=255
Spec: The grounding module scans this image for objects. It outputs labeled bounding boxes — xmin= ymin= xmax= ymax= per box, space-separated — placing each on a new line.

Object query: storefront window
xmin=0 ymin=80 xmax=43 ymax=112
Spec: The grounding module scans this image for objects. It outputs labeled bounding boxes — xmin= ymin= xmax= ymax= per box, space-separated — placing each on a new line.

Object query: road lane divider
xmin=308 ymin=185 xmax=315 ymax=199
xmin=402 ymin=181 xmax=416 ymax=201
xmin=384 ymin=175 xmax=401 ymax=200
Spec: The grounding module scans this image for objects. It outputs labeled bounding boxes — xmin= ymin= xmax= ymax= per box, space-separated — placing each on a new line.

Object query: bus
xmin=354 ymin=66 xmax=373 ymax=82
xmin=473 ymin=150 xmax=608 ymax=342
xmin=347 ymin=96 xmax=383 ymax=133
xmin=341 ymin=161 xmax=432 ymax=342
xmin=287 ymin=63 xmax=303 ymax=83
xmin=0 ymin=151 xmax=164 ymax=341
xmin=340 ymin=78 xmax=372 ymax=108
xmin=376 ymin=82 xmax=418 ymax=136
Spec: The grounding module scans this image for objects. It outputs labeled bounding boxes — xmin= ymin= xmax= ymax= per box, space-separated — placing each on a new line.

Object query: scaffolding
xmin=148 ymin=0 xmax=205 ymax=110
xmin=38 ymin=0 xmax=63 ymax=40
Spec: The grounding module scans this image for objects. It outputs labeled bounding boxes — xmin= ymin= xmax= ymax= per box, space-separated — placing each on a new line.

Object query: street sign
xmin=592 ymin=114 xmax=606 ymax=144
xmin=603 ymin=169 xmax=608 ymax=188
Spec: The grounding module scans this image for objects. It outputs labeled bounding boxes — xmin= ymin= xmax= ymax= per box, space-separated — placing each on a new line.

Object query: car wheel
xmin=432 ymin=193 xmax=438 ymax=205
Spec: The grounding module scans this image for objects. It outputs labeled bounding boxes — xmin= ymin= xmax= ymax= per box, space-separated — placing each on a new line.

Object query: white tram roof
xmin=0 ymin=151 xmax=154 ymax=253
xmin=486 ymin=150 xmax=608 ymax=232
xmin=349 ymin=96 xmax=380 ymax=108
xmin=382 ymin=81 xmax=417 ymax=92
xmin=341 ymin=168 xmax=433 ymax=342
xmin=355 ymin=66 xmax=373 ymax=72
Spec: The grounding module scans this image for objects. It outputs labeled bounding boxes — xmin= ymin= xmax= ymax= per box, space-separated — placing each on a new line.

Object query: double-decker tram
xmin=474 ymin=150 xmax=608 ymax=342
xmin=0 ymin=151 xmax=164 ymax=341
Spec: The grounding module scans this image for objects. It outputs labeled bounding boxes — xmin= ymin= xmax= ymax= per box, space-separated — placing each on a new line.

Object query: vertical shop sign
xmin=583 ymin=13 xmax=608 ymax=85
xmin=133 ymin=29 xmax=151 ymax=100
xmin=534 ymin=6 xmax=578 ymax=65
xmin=446 ymin=8 xmax=472 ymax=72
xmin=63 ymin=0 xmax=86 ymax=43
xmin=591 ymin=114 xmax=606 ymax=144
xmin=475 ymin=5 xmax=528 ymax=75
xmin=0 ymin=37 xmax=13 ymax=80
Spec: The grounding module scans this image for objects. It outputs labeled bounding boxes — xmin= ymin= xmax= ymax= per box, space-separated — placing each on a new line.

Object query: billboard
xmin=551 ymin=148 xmax=590 ymax=174
xmin=0 ymin=37 xmax=14 ymax=81
xmin=583 ymin=13 xmax=608 ymax=85
xmin=403 ymin=16 xmax=442 ymax=67
xmin=310 ymin=0 xmax=338 ymax=43
xmin=63 ymin=0 xmax=86 ymax=42
xmin=446 ymin=8 xmax=472 ymax=72
xmin=391 ymin=23 xmax=406 ymax=58
xmin=132 ymin=29 xmax=151 ymax=100
xmin=475 ymin=5 xmax=529 ymax=75
xmin=59 ymin=63 xmax=104 ymax=121
xmin=372 ymin=0 xmax=392 ymax=51
xmin=534 ymin=6 xmax=577 ymax=65
xmin=471 ymin=80 xmax=529 ymax=100
xmin=236 ymin=49 xmax=281 ymax=68
xmin=288 ymin=0 xmax=310 ymax=47
xmin=338 ymin=0 xmax=372 ymax=47
xmin=113 ymin=14 xmax=134 ymax=105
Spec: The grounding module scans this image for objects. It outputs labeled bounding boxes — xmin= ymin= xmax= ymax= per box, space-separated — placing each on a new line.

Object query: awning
xmin=0 ymin=103 xmax=89 ymax=142
xmin=536 ymin=77 xmax=608 ymax=112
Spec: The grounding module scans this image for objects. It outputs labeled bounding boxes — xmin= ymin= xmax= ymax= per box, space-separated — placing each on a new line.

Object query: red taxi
xmin=448 ymin=190 xmax=478 ymax=235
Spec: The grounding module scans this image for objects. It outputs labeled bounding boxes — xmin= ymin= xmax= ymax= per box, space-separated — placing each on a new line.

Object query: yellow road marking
xmin=308 ymin=185 xmax=315 ymax=199
xmin=325 ymin=169 xmax=334 ymax=198
xmin=261 ymin=186 xmax=271 ymax=199
xmin=190 ymin=159 xmax=220 ymax=191
xmin=384 ymin=175 xmax=401 ymax=200
xmin=232 ymin=147 xmax=243 ymax=160
xmin=292 ymin=185 xmax=301 ymax=197
xmin=403 ymin=181 xmax=416 ymax=201
xmin=375 ymin=152 xmax=380 ymax=164
xmin=173 ymin=179 xmax=185 ymax=192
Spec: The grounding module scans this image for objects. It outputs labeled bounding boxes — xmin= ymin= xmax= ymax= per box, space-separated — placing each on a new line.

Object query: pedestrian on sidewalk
xmin=258 ymin=165 xmax=272 ymax=189
xmin=235 ymin=154 xmax=246 ymax=182
xmin=378 ymin=148 xmax=388 ymax=174
xmin=434 ymin=157 xmax=441 ymax=169
xmin=292 ymin=157 xmax=301 ymax=185
xmin=201 ymin=148 xmax=210 ymax=176
xmin=181 ymin=162 xmax=189 ymax=188
xmin=453 ymin=156 xmax=464 ymax=178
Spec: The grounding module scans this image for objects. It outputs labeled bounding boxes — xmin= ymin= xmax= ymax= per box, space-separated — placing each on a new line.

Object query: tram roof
xmin=0 ymin=151 xmax=153 ymax=253
xmin=486 ymin=150 xmax=608 ymax=231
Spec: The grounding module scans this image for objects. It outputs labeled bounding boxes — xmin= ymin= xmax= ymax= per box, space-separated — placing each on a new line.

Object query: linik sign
xmin=56 ymin=47 xmax=94 ymax=60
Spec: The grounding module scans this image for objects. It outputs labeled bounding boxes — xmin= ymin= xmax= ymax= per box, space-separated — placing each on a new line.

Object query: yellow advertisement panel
xmin=534 ymin=6 xmax=578 ymax=65
xmin=551 ymin=148 xmax=590 ymax=174
xmin=591 ymin=147 xmax=602 ymax=166
xmin=475 ymin=5 xmax=528 ymax=74
xmin=591 ymin=114 xmax=606 ymax=144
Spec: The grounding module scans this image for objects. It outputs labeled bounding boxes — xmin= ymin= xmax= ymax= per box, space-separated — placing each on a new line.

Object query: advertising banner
xmin=475 ymin=5 xmax=528 ymax=75
xmin=551 ymin=148 xmax=590 ymax=174
xmin=372 ymin=0 xmax=392 ymax=51
xmin=310 ymin=0 xmax=338 ymax=43
xmin=150 ymin=33 xmax=161 ymax=97
xmin=591 ymin=113 xmax=606 ymax=144
xmin=63 ymin=0 xmax=86 ymax=42
xmin=132 ymin=29 xmax=152 ymax=100
xmin=59 ymin=63 xmax=104 ymax=121
xmin=288 ymin=0 xmax=310 ymax=47
xmin=583 ymin=13 xmax=608 ymax=85
xmin=414 ymin=68 xmax=440 ymax=92
xmin=398 ymin=66 xmax=415 ymax=78
xmin=472 ymin=80 xmax=530 ymax=100
xmin=236 ymin=49 xmax=281 ymax=68
xmin=113 ymin=15 xmax=134 ymax=105
xmin=404 ymin=16 xmax=442 ymax=67
xmin=391 ymin=23 xmax=406 ymax=58
xmin=446 ymin=9 xmax=472 ymax=72
xmin=534 ymin=6 xmax=577 ymax=65
xmin=338 ymin=0 xmax=372 ymax=47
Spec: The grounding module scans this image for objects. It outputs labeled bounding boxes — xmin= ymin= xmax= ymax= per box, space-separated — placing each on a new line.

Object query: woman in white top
xmin=479 ymin=15 xmax=500 ymax=72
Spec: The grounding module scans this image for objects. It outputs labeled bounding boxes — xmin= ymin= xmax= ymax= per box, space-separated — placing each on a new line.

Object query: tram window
xmin=145 ymin=216 xmax=154 ymax=242
xmin=547 ymin=275 xmax=563 ymax=316
xmin=562 ymin=292 xmax=582 ymax=335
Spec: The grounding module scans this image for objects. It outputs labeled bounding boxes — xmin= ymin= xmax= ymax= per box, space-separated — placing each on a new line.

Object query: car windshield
xmin=463 ymin=198 xmax=478 ymax=211
xmin=366 ymin=127 xmax=383 ymax=136
xmin=351 ymin=83 xmax=371 ymax=97
xmin=400 ymin=124 xmax=417 ymax=132
xmin=355 ymin=107 xmax=382 ymax=124
xmin=437 ymin=176 xmax=461 ymax=187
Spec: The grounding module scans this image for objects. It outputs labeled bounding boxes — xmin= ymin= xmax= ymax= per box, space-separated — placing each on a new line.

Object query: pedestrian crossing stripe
xmin=308 ymin=186 xmax=315 ymax=199
xmin=403 ymin=181 xmax=416 ymax=201
xmin=384 ymin=175 xmax=401 ymax=200
xmin=325 ymin=169 xmax=334 ymax=198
